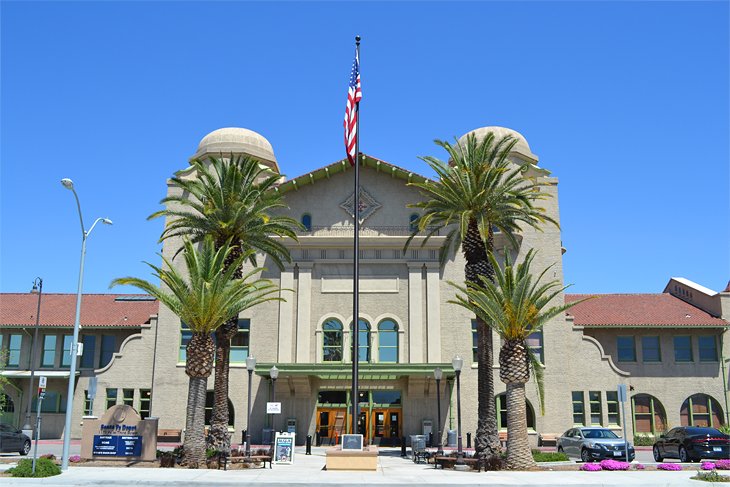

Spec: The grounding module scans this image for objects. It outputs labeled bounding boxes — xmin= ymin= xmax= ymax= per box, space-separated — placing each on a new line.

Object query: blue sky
xmin=1 ymin=1 xmax=728 ymax=295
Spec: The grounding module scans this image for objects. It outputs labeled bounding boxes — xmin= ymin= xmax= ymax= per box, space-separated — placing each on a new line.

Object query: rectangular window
xmin=674 ymin=336 xmax=693 ymax=362
xmin=527 ymin=331 xmax=544 ymax=364
xmin=8 ymin=334 xmax=22 ymax=367
xmin=61 ymin=335 xmax=73 ymax=368
xmin=42 ymin=335 xmax=57 ymax=367
xmin=699 ymin=336 xmax=718 ymax=362
xmin=617 ymin=336 xmax=636 ymax=362
xmin=179 ymin=322 xmax=192 ymax=363
xmin=230 ymin=319 xmax=250 ymax=363
xmin=572 ymin=391 xmax=585 ymax=425
xmin=31 ymin=391 xmax=64 ymax=413
xmin=589 ymin=391 xmax=602 ymax=425
xmin=99 ymin=335 xmax=115 ymax=368
xmin=472 ymin=320 xmax=478 ymax=363
xmin=105 ymin=388 xmax=118 ymax=409
xmin=122 ymin=388 xmax=134 ymax=407
xmin=81 ymin=335 xmax=96 ymax=369
xmin=641 ymin=336 xmax=661 ymax=362
xmin=83 ymin=391 xmax=93 ymax=416
xmin=138 ymin=389 xmax=151 ymax=419
xmin=606 ymin=391 xmax=620 ymax=425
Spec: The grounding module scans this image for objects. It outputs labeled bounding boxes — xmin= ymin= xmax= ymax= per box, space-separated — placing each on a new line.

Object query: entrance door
xmin=370 ymin=409 xmax=401 ymax=446
xmin=316 ymin=408 xmax=346 ymax=446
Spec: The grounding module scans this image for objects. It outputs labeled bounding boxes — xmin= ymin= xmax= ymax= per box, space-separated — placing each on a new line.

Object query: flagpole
xmin=351 ymin=34 xmax=361 ymax=437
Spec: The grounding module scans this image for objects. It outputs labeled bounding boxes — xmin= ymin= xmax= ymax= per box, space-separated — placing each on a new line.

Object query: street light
xmin=23 ymin=278 xmax=43 ymax=432
xmin=245 ymin=355 xmax=256 ymax=458
xmin=269 ymin=365 xmax=279 ymax=450
xmin=452 ymin=355 xmax=466 ymax=469
xmin=433 ymin=367 xmax=443 ymax=456
xmin=60 ymin=178 xmax=112 ymax=471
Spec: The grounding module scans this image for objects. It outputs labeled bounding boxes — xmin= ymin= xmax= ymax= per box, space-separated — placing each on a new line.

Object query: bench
xmin=413 ymin=449 xmax=431 ymax=464
xmin=499 ymin=431 xmax=507 ymax=447
xmin=539 ymin=433 xmax=558 ymax=447
xmin=219 ymin=453 xmax=273 ymax=470
xmin=157 ymin=429 xmax=182 ymax=443
xmin=433 ymin=456 xmax=482 ymax=471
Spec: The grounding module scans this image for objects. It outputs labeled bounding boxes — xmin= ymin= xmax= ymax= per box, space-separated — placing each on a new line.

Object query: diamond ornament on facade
xmin=340 ymin=187 xmax=382 ymax=222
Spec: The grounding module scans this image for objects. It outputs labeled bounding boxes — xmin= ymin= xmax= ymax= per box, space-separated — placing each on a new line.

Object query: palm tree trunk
xmin=463 ymin=219 xmax=499 ymax=459
xmin=505 ymin=381 xmax=536 ymax=469
xmin=184 ymin=375 xmax=208 ymax=469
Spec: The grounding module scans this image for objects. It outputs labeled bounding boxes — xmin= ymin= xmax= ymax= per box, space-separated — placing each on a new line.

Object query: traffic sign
xmin=38 ymin=376 xmax=47 ymax=389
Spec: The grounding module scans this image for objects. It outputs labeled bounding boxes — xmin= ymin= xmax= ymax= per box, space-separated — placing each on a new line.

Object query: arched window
xmin=409 ymin=213 xmax=419 ymax=233
xmin=301 ymin=214 xmax=312 ymax=232
xmin=631 ymin=394 xmax=667 ymax=434
xmin=351 ymin=319 xmax=371 ymax=363
xmin=681 ymin=394 xmax=724 ymax=428
xmin=496 ymin=393 xmax=535 ymax=430
xmin=322 ymin=319 xmax=343 ymax=362
xmin=378 ymin=320 xmax=398 ymax=363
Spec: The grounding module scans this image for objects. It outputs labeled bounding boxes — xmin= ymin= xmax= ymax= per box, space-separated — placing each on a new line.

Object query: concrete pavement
xmin=0 ymin=446 xmax=712 ymax=486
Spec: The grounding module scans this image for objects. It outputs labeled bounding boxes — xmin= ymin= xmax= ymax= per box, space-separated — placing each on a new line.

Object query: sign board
xmin=341 ymin=434 xmax=364 ymax=451
xmin=273 ymin=432 xmax=295 ymax=464
xmin=80 ymin=404 xmax=158 ymax=462
xmin=266 ymin=402 xmax=282 ymax=414
xmin=38 ymin=376 xmax=47 ymax=389
xmin=617 ymin=384 xmax=627 ymax=402
xmin=92 ymin=435 xmax=142 ymax=457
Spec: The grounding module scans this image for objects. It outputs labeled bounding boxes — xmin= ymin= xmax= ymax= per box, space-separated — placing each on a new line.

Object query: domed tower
xmin=191 ymin=127 xmax=280 ymax=174
xmin=457 ymin=126 xmax=539 ymax=165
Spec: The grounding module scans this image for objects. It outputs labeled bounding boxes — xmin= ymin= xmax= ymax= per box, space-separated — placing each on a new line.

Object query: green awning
xmin=253 ymin=362 xmax=455 ymax=380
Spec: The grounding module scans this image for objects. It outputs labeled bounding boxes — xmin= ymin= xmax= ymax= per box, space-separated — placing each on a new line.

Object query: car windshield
xmin=582 ymin=429 xmax=619 ymax=439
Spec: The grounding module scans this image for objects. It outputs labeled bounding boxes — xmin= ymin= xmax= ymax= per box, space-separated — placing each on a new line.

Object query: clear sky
xmin=1 ymin=1 xmax=728 ymax=296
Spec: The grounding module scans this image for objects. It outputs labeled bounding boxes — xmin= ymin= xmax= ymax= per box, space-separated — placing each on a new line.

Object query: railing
xmin=296 ymin=225 xmax=442 ymax=237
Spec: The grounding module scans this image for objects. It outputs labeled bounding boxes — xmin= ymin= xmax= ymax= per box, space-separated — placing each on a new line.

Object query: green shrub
xmin=531 ymin=449 xmax=569 ymax=462
xmin=718 ymin=424 xmax=730 ymax=436
xmin=632 ymin=434 xmax=655 ymax=446
xmin=692 ymin=470 xmax=730 ymax=483
xmin=8 ymin=458 xmax=61 ymax=478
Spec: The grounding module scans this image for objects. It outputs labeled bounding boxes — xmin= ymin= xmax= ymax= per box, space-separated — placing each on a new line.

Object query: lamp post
xmin=23 ymin=278 xmax=43 ymax=432
xmin=60 ymin=178 xmax=112 ymax=471
xmin=269 ymin=365 xmax=279 ymax=449
xmin=452 ymin=355 xmax=466 ymax=469
xmin=433 ymin=367 xmax=443 ymax=456
xmin=245 ymin=355 xmax=256 ymax=458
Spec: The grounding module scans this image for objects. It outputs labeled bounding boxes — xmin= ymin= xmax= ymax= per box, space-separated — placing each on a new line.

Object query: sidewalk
xmin=1 ymin=447 xmax=704 ymax=486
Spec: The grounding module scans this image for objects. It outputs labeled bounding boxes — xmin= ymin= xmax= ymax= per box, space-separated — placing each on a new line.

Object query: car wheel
xmin=679 ymin=446 xmax=689 ymax=463
xmin=581 ymin=448 xmax=591 ymax=463
xmin=653 ymin=445 xmax=663 ymax=462
xmin=20 ymin=440 xmax=31 ymax=456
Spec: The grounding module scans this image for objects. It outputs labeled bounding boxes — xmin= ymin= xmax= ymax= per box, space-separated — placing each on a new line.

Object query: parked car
xmin=557 ymin=427 xmax=635 ymax=462
xmin=0 ymin=423 xmax=31 ymax=455
xmin=653 ymin=426 xmax=730 ymax=462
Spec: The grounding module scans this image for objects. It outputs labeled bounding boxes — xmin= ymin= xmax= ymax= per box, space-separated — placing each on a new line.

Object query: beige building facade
xmin=2 ymin=126 xmax=729 ymax=447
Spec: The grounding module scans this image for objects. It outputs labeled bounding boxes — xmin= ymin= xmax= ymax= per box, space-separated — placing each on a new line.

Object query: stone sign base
xmin=325 ymin=445 xmax=378 ymax=471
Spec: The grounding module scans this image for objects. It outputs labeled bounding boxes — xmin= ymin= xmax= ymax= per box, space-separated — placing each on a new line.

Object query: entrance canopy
xmin=254 ymin=363 xmax=456 ymax=380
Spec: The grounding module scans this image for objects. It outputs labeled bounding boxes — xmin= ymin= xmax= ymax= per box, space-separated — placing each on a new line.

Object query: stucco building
xmin=1 ymin=126 xmax=728 ymax=446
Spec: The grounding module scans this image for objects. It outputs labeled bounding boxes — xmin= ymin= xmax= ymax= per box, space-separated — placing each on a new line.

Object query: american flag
xmin=344 ymin=50 xmax=362 ymax=166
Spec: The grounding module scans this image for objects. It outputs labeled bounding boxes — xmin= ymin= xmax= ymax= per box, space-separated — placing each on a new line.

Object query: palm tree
xmin=149 ymin=155 xmax=300 ymax=452
xmin=111 ymin=238 xmax=280 ymax=468
xmin=451 ymin=249 xmax=587 ymax=469
xmin=407 ymin=132 xmax=557 ymax=460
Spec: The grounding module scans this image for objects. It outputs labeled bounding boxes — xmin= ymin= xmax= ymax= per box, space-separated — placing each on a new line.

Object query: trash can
xmin=447 ymin=429 xmax=457 ymax=447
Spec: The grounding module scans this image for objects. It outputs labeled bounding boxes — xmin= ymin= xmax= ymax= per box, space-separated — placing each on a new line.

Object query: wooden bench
xmin=219 ymin=453 xmax=272 ymax=470
xmin=157 ymin=429 xmax=182 ymax=443
xmin=539 ymin=433 xmax=558 ymax=447
xmin=433 ymin=456 xmax=482 ymax=471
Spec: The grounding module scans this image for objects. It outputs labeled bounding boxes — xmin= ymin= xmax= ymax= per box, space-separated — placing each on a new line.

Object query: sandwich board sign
xmin=274 ymin=432 xmax=295 ymax=464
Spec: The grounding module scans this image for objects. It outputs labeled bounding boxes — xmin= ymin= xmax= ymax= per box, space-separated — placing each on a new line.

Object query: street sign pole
xmin=618 ymin=384 xmax=629 ymax=463
xmin=32 ymin=378 xmax=47 ymax=475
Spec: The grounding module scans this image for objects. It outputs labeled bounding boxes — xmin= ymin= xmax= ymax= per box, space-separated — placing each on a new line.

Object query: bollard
xmin=429 ymin=432 xmax=433 ymax=447
xmin=306 ymin=435 xmax=312 ymax=455
xmin=401 ymin=437 xmax=407 ymax=457
xmin=315 ymin=431 xmax=320 ymax=447
xmin=466 ymin=432 xmax=471 ymax=449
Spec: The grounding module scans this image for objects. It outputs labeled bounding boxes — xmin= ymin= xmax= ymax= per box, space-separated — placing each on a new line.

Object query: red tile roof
xmin=565 ymin=293 xmax=728 ymax=328
xmin=0 ymin=294 xmax=158 ymax=328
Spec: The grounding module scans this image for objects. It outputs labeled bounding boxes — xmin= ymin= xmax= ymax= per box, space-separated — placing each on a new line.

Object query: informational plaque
xmin=92 ymin=435 xmax=142 ymax=456
xmin=341 ymin=434 xmax=363 ymax=451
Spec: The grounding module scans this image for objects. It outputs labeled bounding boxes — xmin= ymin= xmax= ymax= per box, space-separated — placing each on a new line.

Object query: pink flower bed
xmin=701 ymin=462 xmax=716 ymax=471
xmin=634 ymin=463 xmax=645 ymax=470
xmin=717 ymin=459 xmax=730 ymax=470
xmin=69 ymin=455 xmax=82 ymax=463
xmin=599 ymin=459 xmax=631 ymax=471
xmin=580 ymin=463 xmax=602 ymax=471
xmin=657 ymin=463 xmax=682 ymax=471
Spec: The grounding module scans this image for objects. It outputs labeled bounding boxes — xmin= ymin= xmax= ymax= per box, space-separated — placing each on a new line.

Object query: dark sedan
xmin=0 ymin=423 xmax=31 ymax=455
xmin=653 ymin=426 xmax=730 ymax=462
